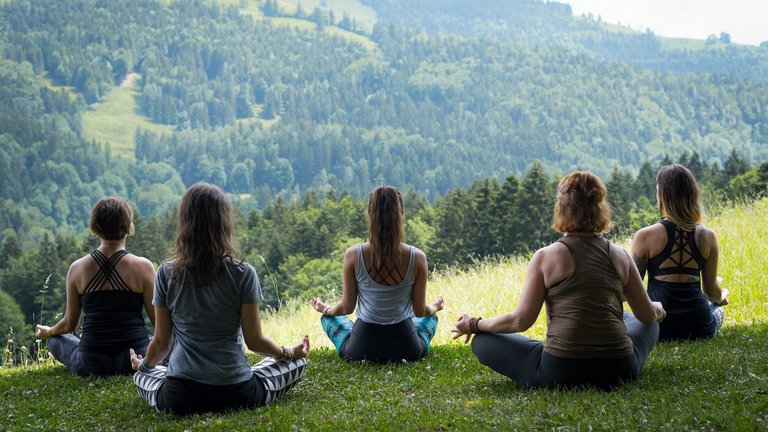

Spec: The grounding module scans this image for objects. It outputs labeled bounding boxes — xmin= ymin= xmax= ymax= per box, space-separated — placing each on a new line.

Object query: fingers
xmin=464 ymin=334 xmax=470 ymax=344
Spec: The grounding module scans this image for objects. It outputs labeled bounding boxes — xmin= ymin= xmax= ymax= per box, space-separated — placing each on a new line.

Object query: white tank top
xmin=355 ymin=244 xmax=416 ymax=325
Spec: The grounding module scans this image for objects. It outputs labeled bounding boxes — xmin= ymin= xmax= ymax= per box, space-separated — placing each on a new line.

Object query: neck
xmin=99 ymin=238 xmax=126 ymax=252
xmin=564 ymin=231 xmax=597 ymax=237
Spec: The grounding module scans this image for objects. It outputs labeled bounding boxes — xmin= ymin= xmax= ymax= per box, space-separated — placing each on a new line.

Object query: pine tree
xmin=494 ymin=173 xmax=521 ymax=254
xmin=516 ymin=162 xmax=556 ymax=251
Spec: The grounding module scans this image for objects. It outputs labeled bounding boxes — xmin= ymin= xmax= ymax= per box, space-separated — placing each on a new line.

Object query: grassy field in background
xmin=81 ymin=73 xmax=174 ymax=160
xmin=2 ymin=199 xmax=766 ymax=430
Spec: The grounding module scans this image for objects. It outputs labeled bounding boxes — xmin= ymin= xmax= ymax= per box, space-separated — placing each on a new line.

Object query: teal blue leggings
xmin=320 ymin=315 xmax=438 ymax=363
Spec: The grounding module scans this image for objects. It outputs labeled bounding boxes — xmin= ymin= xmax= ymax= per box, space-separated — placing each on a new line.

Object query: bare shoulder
xmin=68 ymin=254 xmax=91 ymax=273
xmin=343 ymin=244 xmax=359 ymax=266
xmin=608 ymin=243 xmax=631 ymax=266
xmin=696 ymin=224 xmax=719 ymax=257
xmin=633 ymin=222 xmax=666 ymax=256
xmin=405 ymin=243 xmax=427 ymax=259
xmin=535 ymin=241 xmax=570 ymax=269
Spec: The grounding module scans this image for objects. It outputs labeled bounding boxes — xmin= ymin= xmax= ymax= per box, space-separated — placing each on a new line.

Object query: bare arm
xmin=699 ymin=228 xmax=728 ymax=305
xmin=241 ymin=302 xmax=308 ymax=359
xmin=630 ymin=230 xmax=649 ymax=281
xmin=617 ymin=247 xmax=665 ymax=324
xmin=131 ymin=306 xmax=173 ymax=370
xmin=36 ymin=264 xmax=82 ymax=339
xmin=452 ymin=249 xmax=547 ymax=340
xmin=312 ymin=246 xmax=358 ymax=316
xmin=140 ymin=260 xmax=157 ymax=327
xmin=411 ymin=250 xmax=444 ymax=317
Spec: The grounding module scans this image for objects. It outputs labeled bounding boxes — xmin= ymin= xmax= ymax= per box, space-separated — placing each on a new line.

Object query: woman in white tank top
xmin=312 ymin=185 xmax=444 ymax=363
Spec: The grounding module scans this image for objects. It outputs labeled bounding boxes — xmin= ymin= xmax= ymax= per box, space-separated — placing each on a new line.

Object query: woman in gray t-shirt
xmin=130 ymin=182 xmax=309 ymax=415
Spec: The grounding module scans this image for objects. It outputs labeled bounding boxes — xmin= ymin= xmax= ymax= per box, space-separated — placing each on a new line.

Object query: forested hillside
xmin=362 ymin=0 xmax=768 ymax=81
xmin=1 ymin=0 xmax=768 ymax=356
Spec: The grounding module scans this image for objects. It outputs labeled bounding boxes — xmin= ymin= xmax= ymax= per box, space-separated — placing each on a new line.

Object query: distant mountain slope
xmin=1 ymin=0 xmax=767 ymax=244
xmin=360 ymin=0 xmax=768 ymax=82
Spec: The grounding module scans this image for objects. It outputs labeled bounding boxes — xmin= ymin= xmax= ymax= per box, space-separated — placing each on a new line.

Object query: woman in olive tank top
xmin=452 ymin=172 xmax=666 ymax=389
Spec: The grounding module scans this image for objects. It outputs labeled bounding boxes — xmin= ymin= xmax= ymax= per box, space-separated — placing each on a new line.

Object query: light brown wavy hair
xmin=553 ymin=171 xmax=613 ymax=234
xmin=656 ymin=164 xmax=703 ymax=231
xmin=172 ymin=182 xmax=238 ymax=286
xmin=367 ymin=185 xmax=404 ymax=269
xmin=89 ymin=195 xmax=134 ymax=241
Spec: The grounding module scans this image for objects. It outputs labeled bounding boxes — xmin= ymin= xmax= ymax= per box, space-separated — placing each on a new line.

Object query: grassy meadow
xmin=2 ymin=199 xmax=767 ymax=430
xmin=81 ymin=73 xmax=174 ymax=160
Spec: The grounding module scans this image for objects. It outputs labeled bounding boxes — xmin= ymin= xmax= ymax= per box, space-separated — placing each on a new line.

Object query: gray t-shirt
xmin=153 ymin=258 xmax=263 ymax=385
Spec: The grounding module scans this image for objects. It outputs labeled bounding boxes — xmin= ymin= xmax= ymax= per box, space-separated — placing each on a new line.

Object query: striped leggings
xmin=133 ymin=357 xmax=307 ymax=414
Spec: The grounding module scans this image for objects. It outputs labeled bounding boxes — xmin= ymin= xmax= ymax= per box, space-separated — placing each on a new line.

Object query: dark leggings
xmin=48 ymin=334 xmax=146 ymax=377
xmin=471 ymin=313 xmax=659 ymax=390
xmin=321 ymin=316 xmax=438 ymax=363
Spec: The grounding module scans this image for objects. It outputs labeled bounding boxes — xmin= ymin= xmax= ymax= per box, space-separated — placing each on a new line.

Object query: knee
xmin=470 ymin=333 xmax=493 ymax=363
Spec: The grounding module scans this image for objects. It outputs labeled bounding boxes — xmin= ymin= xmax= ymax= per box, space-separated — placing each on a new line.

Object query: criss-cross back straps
xmin=651 ymin=220 xmax=705 ymax=278
xmin=367 ymin=258 xmax=406 ymax=286
xmin=83 ymin=249 xmax=132 ymax=293
xmin=668 ymin=228 xmax=697 ymax=268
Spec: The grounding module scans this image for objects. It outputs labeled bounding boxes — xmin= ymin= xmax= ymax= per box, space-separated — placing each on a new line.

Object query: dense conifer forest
xmin=1 ymin=0 xmax=767 ymax=345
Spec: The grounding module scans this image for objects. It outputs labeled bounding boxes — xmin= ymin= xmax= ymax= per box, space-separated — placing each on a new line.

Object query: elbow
xmin=637 ymin=314 xmax=656 ymax=325
xmin=412 ymin=305 xmax=428 ymax=317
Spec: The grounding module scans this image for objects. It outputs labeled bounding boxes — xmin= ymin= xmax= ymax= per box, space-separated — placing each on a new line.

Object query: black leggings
xmin=156 ymin=376 xmax=266 ymax=415
xmin=471 ymin=313 xmax=659 ymax=390
xmin=340 ymin=319 xmax=427 ymax=363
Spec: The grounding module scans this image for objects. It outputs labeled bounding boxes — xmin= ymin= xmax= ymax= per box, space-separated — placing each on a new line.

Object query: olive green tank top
xmin=543 ymin=235 xmax=633 ymax=359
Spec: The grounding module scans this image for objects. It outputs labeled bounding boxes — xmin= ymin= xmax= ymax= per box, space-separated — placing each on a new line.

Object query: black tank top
xmin=646 ymin=220 xmax=716 ymax=339
xmin=78 ymin=250 xmax=149 ymax=353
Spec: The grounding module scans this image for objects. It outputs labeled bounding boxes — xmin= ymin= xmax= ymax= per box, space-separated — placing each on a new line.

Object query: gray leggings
xmin=48 ymin=334 xmax=146 ymax=377
xmin=471 ymin=313 xmax=659 ymax=390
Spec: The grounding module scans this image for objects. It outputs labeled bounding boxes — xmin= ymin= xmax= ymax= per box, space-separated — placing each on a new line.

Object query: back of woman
xmin=453 ymin=171 xmax=666 ymax=390
xmin=35 ymin=196 xmax=155 ymax=377
xmin=545 ymin=235 xmax=631 ymax=359
xmin=131 ymin=183 xmax=309 ymax=415
xmin=312 ymin=185 xmax=444 ymax=363
xmin=632 ymin=164 xmax=729 ymax=341
xmin=153 ymin=258 xmax=258 ymax=384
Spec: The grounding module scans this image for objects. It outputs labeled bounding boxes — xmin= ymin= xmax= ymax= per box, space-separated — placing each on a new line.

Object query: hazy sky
xmin=566 ymin=0 xmax=768 ymax=45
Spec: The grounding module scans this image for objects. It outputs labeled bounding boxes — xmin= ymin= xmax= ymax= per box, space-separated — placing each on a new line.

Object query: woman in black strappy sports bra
xmin=632 ymin=164 xmax=729 ymax=341
xmin=311 ymin=185 xmax=444 ymax=363
xmin=34 ymin=196 xmax=157 ymax=376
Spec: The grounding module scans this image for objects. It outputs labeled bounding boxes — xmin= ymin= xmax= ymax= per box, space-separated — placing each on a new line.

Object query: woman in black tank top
xmin=632 ymin=164 xmax=729 ymax=340
xmin=34 ymin=196 xmax=157 ymax=376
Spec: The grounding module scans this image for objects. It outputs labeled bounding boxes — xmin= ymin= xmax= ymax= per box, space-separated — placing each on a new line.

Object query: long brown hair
xmin=656 ymin=164 xmax=703 ymax=231
xmin=367 ymin=185 xmax=404 ymax=268
xmin=172 ymin=182 xmax=238 ymax=285
xmin=553 ymin=171 xmax=613 ymax=234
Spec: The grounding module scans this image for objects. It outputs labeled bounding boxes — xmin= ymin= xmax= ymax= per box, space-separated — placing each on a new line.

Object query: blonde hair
xmin=656 ymin=164 xmax=703 ymax=231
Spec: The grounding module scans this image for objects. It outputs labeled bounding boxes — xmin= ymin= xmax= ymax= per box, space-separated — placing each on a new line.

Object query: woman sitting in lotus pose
xmin=131 ymin=182 xmax=309 ymax=415
xmin=453 ymin=171 xmax=665 ymax=389
xmin=312 ymin=184 xmax=444 ymax=363
xmin=35 ymin=195 xmax=156 ymax=377
xmin=632 ymin=164 xmax=729 ymax=341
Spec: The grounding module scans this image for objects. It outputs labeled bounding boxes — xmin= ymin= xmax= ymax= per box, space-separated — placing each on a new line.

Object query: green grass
xmin=82 ymin=73 xmax=174 ymax=160
xmin=2 ymin=199 xmax=767 ymax=430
